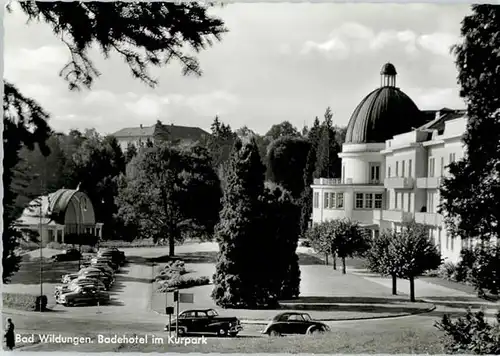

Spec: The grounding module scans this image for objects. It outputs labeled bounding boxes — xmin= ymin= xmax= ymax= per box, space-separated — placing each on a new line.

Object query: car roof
xmin=181 ymin=309 xmax=215 ymax=313
xmin=273 ymin=312 xmax=308 ymax=320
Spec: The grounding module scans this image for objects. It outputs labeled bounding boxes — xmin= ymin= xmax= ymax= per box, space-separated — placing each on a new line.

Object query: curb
xmin=237 ymin=303 xmax=437 ymax=325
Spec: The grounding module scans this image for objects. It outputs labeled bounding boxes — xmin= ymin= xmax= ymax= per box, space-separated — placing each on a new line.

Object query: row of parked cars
xmin=54 ymin=247 xmax=126 ymax=307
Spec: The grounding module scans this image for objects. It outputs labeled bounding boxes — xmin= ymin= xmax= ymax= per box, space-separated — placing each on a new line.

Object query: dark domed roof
xmin=345 ymin=87 xmax=424 ymax=144
xmin=380 ymin=63 xmax=397 ymax=75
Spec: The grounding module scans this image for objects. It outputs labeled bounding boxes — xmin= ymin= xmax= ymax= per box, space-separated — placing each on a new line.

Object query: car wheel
xmin=177 ymin=328 xmax=186 ymax=336
xmin=228 ymin=332 xmax=237 ymax=337
xmin=308 ymin=328 xmax=323 ymax=335
xmin=66 ymin=301 xmax=73 ymax=307
xmin=269 ymin=330 xmax=281 ymax=337
xmin=217 ymin=328 xmax=228 ymax=337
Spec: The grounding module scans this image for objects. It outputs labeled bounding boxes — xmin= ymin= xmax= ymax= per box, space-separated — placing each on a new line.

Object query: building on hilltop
xmin=16 ymin=188 xmax=104 ymax=245
xmin=111 ymin=121 xmax=209 ymax=152
xmin=311 ymin=63 xmax=469 ymax=264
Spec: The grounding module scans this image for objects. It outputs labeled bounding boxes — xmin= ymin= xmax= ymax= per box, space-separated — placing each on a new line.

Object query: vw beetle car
xmin=261 ymin=312 xmax=330 ymax=336
xmin=164 ymin=309 xmax=242 ymax=337
xmin=57 ymin=286 xmax=110 ymax=307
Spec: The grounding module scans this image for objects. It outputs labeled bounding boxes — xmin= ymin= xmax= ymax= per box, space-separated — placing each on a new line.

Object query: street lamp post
xmin=38 ymin=191 xmax=43 ymax=312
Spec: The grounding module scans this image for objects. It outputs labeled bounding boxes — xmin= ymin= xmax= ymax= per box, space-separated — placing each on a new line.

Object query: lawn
xmin=9 ymin=257 xmax=80 ymax=285
xmin=19 ymin=324 xmax=445 ymax=353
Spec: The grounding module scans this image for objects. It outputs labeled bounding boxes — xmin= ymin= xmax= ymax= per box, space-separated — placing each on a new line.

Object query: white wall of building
xmin=312 ymin=115 xmax=469 ymax=264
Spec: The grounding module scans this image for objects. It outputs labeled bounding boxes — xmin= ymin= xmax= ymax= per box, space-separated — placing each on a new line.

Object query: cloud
xmin=300 ymin=22 xmax=459 ymax=59
xmin=4 ymin=46 xmax=69 ymax=78
xmin=408 ymin=87 xmax=465 ymax=110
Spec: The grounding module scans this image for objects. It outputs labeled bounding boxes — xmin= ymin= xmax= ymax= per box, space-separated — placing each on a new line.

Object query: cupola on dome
xmin=345 ymin=63 xmax=425 ymax=144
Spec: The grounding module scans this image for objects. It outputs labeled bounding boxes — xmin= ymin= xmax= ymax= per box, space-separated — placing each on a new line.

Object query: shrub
xmin=157 ymin=276 xmax=210 ymax=292
xmin=3 ymin=293 xmax=48 ymax=311
xmin=435 ymin=308 xmax=500 ymax=354
xmin=471 ymin=243 xmax=500 ymax=295
xmin=300 ymin=239 xmax=311 ymax=247
xmin=438 ymin=262 xmax=456 ymax=280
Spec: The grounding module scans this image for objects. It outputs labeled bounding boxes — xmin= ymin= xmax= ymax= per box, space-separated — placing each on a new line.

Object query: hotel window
xmin=369 ymin=163 xmax=381 ymax=183
xmin=450 ymin=235 xmax=454 ymax=251
xmin=449 ymin=153 xmax=456 ymax=163
xmin=408 ymin=159 xmax=412 ymax=178
xmin=440 ymin=157 xmax=444 ymax=176
xmin=427 ymin=192 xmax=435 ymax=213
xmin=446 ymin=234 xmax=449 ymax=250
xmin=395 ymin=161 xmax=399 ymax=177
xmin=374 ymin=194 xmax=383 ymax=209
xmin=313 ymin=192 xmax=319 ymax=208
xmin=401 ymin=160 xmax=406 ymax=177
xmin=324 ymin=192 xmax=329 ymax=209
xmin=387 ymin=166 xmax=391 ymax=178
xmin=342 ymin=165 xmax=346 ymax=183
xmin=329 ymin=192 xmax=336 ymax=209
xmin=337 ymin=193 xmax=344 ymax=208
xmin=365 ymin=193 xmax=373 ymax=209
xmin=355 ymin=193 xmax=364 ymax=209
xmin=429 ymin=157 xmax=435 ymax=177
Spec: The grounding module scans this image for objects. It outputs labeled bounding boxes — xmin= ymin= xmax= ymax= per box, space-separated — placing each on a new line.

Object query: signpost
xmin=166 ymin=307 xmax=174 ymax=337
xmin=172 ymin=291 xmax=194 ymax=337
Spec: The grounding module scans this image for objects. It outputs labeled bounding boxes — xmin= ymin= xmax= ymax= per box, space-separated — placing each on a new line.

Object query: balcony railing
xmin=416 ymin=177 xmax=443 ymax=189
xmin=313 ymin=178 xmax=342 ymax=185
xmin=384 ymin=177 xmax=414 ymax=189
xmin=382 ymin=210 xmax=413 ymax=222
xmin=313 ymin=178 xmax=383 ymax=186
xmin=414 ymin=212 xmax=444 ymax=226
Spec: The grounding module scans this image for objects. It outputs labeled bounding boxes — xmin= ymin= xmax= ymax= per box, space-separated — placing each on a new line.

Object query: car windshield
xmin=206 ymin=310 xmax=218 ymax=317
xmin=301 ymin=313 xmax=312 ymax=321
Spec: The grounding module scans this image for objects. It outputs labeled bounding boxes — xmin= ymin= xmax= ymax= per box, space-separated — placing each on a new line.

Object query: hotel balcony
xmin=416 ymin=177 xmax=443 ymax=189
xmin=384 ymin=177 xmax=414 ymax=189
xmin=313 ymin=178 xmax=383 ymax=186
xmin=414 ymin=212 xmax=444 ymax=226
xmin=382 ymin=210 xmax=413 ymax=222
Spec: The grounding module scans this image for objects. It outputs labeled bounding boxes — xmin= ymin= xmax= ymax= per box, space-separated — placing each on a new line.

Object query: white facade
xmin=312 ymin=111 xmax=468 ymax=264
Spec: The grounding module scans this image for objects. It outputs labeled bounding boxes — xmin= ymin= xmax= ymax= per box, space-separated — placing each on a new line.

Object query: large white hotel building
xmin=311 ymin=63 xmax=468 ymax=264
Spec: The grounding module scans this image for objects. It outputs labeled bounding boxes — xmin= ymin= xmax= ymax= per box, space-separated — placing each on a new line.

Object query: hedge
xmin=157 ymin=276 xmax=210 ymax=293
xmin=3 ymin=293 xmax=48 ymax=311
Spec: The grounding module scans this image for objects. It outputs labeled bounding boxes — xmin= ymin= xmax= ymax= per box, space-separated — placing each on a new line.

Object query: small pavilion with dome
xmin=16 ymin=188 xmax=104 ymax=245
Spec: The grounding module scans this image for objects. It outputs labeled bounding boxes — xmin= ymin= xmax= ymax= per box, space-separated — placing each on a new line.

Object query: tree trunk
xmin=342 ymin=257 xmax=346 ymax=274
xmin=169 ymin=235 xmax=175 ymax=257
xmin=392 ymin=274 xmax=397 ymax=295
xmin=325 ymin=253 xmax=329 ymax=265
xmin=409 ymin=276 xmax=416 ymax=302
xmin=333 ymin=252 xmax=337 ymax=270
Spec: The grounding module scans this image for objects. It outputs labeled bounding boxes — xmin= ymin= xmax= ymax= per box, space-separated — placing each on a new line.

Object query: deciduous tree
xmin=266 ymin=137 xmax=311 ymax=198
xmin=368 ymin=221 xmax=441 ymax=301
xmin=116 ymin=143 xmax=221 ymax=256
xmin=440 ymin=6 xmax=500 ymax=246
xmin=265 ymin=121 xmax=300 ymax=141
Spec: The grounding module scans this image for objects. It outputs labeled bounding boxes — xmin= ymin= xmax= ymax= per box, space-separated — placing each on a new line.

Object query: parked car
xmin=164 ymin=309 xmax=243 ymax=337
xmin=55 ymin=278 xmax=106 ymax=297
xmin=90 ymin=257 xmax=119 ymax=271
xmin=79 ymin=269 xmax=114 ymax=289
xmin=261 ymin=312 xmax=330 ymax=336
xmin=57 ymin=286 xmax=110 ymax=307
xmin=51 ymin=248 xmax=82 ymax=262
xmin=98 ymin=248 xmax=126 ymax=266
xmin=61 ymin=273 xmax=79 ymax=284
xmin=89 ymin=262 xmax=114 ymax=276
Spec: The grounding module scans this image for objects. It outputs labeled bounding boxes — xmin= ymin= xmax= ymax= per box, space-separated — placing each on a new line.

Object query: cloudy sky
xmin=4 ymin=3 xmax=470 ymax=135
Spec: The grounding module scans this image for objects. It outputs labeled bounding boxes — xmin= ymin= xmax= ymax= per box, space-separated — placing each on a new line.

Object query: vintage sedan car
xmin=97 ymin=248 xmax=126 ymax=266
xmin=61 ymin=273 xmax=80 ymax=284
xmin=164 ymin=309 xmax=243 ymax=337
xmin=57 ymin=286 xmax=110 ymax=307
xmin=90 ymin=257 xmax=119 ymax=271
xmin=89 ymin=262 xmax=114 ymax=276
xmin=55 ymin=278 xmax=106 ymax=297
xmin=79 ymin=269 xmax=114 ymax=289
xmin=261 ymin=312 xmax=330 ymax=336
xmin=51 ymin=248 xmax=82 ymax=262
